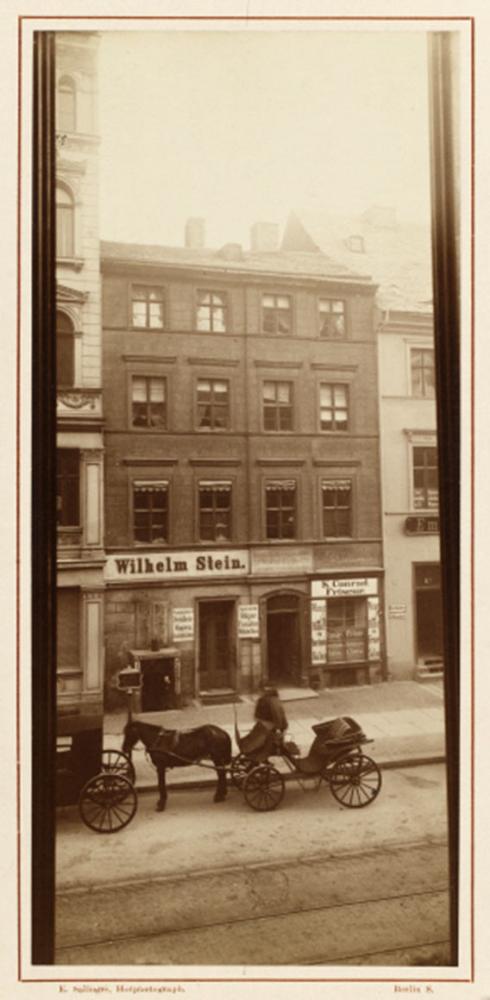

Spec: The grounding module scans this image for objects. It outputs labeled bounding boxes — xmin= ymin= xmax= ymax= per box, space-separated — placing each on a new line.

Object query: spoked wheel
xmin=243 ymin=764 xmax=285 ymax=812
xmin=101 ymin=749 xmax=136 ymax=784
xmin=328 ymin=753 xmax=382 ymax=809
xmin=230 ymin=753 xmax=254 ymax=789
xmin=79 ymin=773 xmax=138 ymax=833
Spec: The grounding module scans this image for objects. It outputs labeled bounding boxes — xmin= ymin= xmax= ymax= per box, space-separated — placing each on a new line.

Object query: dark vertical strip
xmin=31 ymin=30 xmax=56 ymax=965
xmin=427 ymin=32 xmax=461 ymax=967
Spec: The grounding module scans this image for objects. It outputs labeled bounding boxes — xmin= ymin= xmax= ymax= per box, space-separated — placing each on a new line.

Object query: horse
xmin=122 ymin=719 xmax=232 ymax=812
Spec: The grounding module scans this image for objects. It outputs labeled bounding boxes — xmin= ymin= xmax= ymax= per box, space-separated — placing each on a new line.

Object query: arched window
xmin=56 ymin=185 xmax=74 ymax=259
xmin=57 ymin=311 xmax=75 ymax=387
xmin=57 ymin=76 xmax=76 ymax=133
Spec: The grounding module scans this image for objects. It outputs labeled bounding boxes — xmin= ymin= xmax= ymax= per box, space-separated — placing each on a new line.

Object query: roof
xmin=281 ymin=209 xmax=433 ymax=313
xmin=100 ymin=240 xmax=373 ymax=286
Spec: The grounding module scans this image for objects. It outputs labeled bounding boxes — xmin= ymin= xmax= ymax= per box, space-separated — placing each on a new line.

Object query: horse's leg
xmin=214 ymin=760 xmax=228 ymax=802
xmin=156 ymin=766 xmax=167 ymax=812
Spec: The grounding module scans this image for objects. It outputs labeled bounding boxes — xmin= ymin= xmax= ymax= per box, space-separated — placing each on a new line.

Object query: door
xmin=415 ymin=564 xmax=443 ymax=667
xmin=199 ymin=601 xmax=234 ymax=689
xmin=266 ymin=594 xmax=301 ymax=684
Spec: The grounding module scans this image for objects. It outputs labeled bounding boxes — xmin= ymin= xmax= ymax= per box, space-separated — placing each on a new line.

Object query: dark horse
xmin=122 ymin=719 xmax=232 ymax=812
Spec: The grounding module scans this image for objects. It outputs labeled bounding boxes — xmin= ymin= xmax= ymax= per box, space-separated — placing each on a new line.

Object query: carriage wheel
xmin=79 ymin=773 xmax=138 ymax=833
xmin=230 ymin=753 xmax=254 ymax=789
xmin=101 ymin=749 xmax=136 ymax=784
xmin=243 ymin=764 xmax=285 ymax=811
xmin=329 ymin=753 xmax=382 ymax=808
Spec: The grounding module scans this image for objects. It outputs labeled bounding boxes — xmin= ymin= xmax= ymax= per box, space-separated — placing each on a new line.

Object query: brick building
xmin=55 ymin=33 xmax=105 ymax=733
xmin=101 ymin=222 xmax=384 ymax=709
xmin=282 ymin=207 xmax=440 ymax=679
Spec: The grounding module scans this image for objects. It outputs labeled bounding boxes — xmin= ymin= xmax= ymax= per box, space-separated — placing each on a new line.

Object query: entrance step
xmin=417 ymin=668 xmax=444 ymax=681
xmin=199 ymin=688 xmax=241 ymax=706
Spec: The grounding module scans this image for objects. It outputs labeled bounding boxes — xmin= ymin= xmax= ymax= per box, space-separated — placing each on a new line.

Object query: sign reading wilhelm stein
xmin=105 ymin=549 xmax=250 ymax=583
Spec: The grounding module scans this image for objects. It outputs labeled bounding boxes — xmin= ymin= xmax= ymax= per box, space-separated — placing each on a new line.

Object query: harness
xmin=145 ymin=727 xmax=227 ymax=772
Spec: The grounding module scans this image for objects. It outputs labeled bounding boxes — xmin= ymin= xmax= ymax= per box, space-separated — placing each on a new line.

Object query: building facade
xmin=282 ymin=207 xmax=441 ymax=679
xmin=101 ymin=225 xmax=384 ymax=709
xmin=55 ymin=33 xmax=105 ymax=742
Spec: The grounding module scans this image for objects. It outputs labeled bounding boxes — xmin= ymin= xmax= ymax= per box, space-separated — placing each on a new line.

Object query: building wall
xmin=56 ymin=33 xmax=105 ymax=721
xmin=378 ymin=314 xmax=440 ymax=679
xmin=102 ymin=261 xmax=384 ymax=702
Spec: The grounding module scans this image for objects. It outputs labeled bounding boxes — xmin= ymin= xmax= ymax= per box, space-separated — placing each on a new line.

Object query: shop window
xmin=199 ymin=482 xmax=232 ymax=541
xmin=56 ymin=310 xmax=75 ymax=387
xmin=327 ymin=598 xmax=367 ymax=662
xmin=131 ymin=285 xmax=164 ymax=329
xmin=56 ymin=184 xmax=74 ymax=259
xmin=262 ymin=293 xmax=292 ymax=334
xmin=265 ymin=480 xmax=297 ymax=539
xmin=57 ymin=450 xmax=79 ymax=527
xmin=411 ymin=348 xmax=435 ymax=398
xmin=197 ymin=378 xmax=230 ymax=430
xmin=57 ymin=76 xmax=76 ymax=133
xmin=320 ymin=383 xmax=349 ymax=431
xmin=322 ymin=479 xmax=352 ymax=537
xmin=413 ymin=446 xmax=439 ymax=510
xmin=319 ymin=299 xmax=346 ymax=338
xmin=133 ymin=482 xmax=168 ymax=544
xmin=197 ymin=291 xmax=227 ymax=332
xmin=131 ymin=376 xmax=166 ymax=428
xmin=263 ymin=381 xmax=293 ymax=431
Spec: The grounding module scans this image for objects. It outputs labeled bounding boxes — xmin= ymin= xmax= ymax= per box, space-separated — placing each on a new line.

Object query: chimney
xmin=250 ymin=221 xmax=279 ymax=252
xmin=185 ymin=217 xmax=206 ymax=249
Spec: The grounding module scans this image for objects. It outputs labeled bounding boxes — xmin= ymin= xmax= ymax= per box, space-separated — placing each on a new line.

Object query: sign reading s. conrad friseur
xmin=105 ymin=549 xmax=250 ymax=583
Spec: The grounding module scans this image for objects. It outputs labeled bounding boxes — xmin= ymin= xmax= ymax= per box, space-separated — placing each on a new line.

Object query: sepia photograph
xmin=19 ymin=9 xmax=474 ymax=987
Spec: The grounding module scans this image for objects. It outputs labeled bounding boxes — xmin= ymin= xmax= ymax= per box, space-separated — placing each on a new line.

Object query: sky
xmin=98 ymin=30 xmax=431 ymax=249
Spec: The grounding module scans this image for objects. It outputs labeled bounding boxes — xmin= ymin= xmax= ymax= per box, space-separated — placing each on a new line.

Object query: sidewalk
xmin=104 ymin=679 xmax=446 ymax=790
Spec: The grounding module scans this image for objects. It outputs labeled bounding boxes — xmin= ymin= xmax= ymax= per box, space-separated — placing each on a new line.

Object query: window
xmin=57 ymin=589 xmax=80 ymax=670
xmin=131 ymin=285 xmax=164 ymax=329
xmin=262 ymin=293 xmax=292 ymax=334
xmin=413 ymin=446 xmax=439 ymax=510
xmin=319 ymin=299 xmax=346 ymax=338
xmin=133 ymin=482 xmax=168 ymax=544
xmin=346 ymin=234 xmax=365 ymax=253
xmin=327 ymin=598 xmax=367 ymax=662
xmin=131 ymin=376 xmax=166 ymax=428
xmin=265 ymin=481 xmax=296 ymax=539
xmin=320 ymin=384 xmax=349 ymax=431
xmin=57 ymin=450 xmax=79 ymax=527
xmin=56 ymin=185 xmax=74 ymax=258
xmin=199 ymin=482 xmax=232 ymax=541
xmin=57 ymin=76 xmax=76 ymax=132
xmin=411 ymin=348 xmax=435 ymax=398
xmin=197 ymin=291 xmax=227 ymax=332
xmin=57 ymin=311 xmax=75 ymax=387
xmin=322 ymin=480 xmax=352 ymax=537
xmin=263 ymin=381 xmax=293 ymax=431
xmin=197 ymin=379 xmax=230 ymax=429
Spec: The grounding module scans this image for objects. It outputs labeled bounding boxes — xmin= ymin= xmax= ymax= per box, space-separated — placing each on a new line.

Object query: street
xmin=55 ymin=763 xmax=450 ymax=966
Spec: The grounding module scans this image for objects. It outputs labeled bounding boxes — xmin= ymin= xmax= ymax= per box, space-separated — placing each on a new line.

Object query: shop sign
xmin=172 ymin=607 xmax=194 ymax=641
xmin=238 ymin=604 xmax=260 ymax=639
xmin=405 ymin=515 xmax=440 ymax=535
xmin=311 ymin=577 xmax=378 ymax=599
xmin=389 ymin=604 xmax=407 ymax=618
xmin=105 ymin=549 xmax=250 ymax=583
xmin=252 ymin=546 xmax=313 ymax=576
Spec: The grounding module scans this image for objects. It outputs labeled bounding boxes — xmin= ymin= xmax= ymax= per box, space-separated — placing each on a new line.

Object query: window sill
xmin=57 ymin=256 xmax=84 ymax=272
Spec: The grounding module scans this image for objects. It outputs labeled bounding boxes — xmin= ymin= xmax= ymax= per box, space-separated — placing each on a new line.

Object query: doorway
xmin=415 ymin=564 xmax=443 ymax=668
xmin=199 ymin=600 xmax=234 ymax=690
xmin=266 ymin=593 xmax=301 ymax=685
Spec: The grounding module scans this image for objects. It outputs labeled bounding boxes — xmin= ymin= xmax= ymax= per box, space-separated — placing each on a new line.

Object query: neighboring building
xmin=283 ymin=207 xmax=441 ymax=679
xmin=55 ymin=33 xmax=105 ymax=746
xmin=101 ymin=221 xmax=384 ymax=708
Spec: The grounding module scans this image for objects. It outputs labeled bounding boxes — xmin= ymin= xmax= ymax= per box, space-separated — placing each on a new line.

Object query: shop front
xmin=310 ymin=575 xmax=384 ymax=687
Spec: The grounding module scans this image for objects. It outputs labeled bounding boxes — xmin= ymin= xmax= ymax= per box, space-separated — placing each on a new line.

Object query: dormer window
xmin=346 ymin=234 xmax=365 ymax=253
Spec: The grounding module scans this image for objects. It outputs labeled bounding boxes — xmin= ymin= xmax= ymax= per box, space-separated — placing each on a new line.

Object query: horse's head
xmin=122 ymin=720 xmax=140 ymax=755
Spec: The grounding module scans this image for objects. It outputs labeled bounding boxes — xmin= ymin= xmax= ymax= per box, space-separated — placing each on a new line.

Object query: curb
xmin=135 ymin=753 xmax=446 ymax=794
